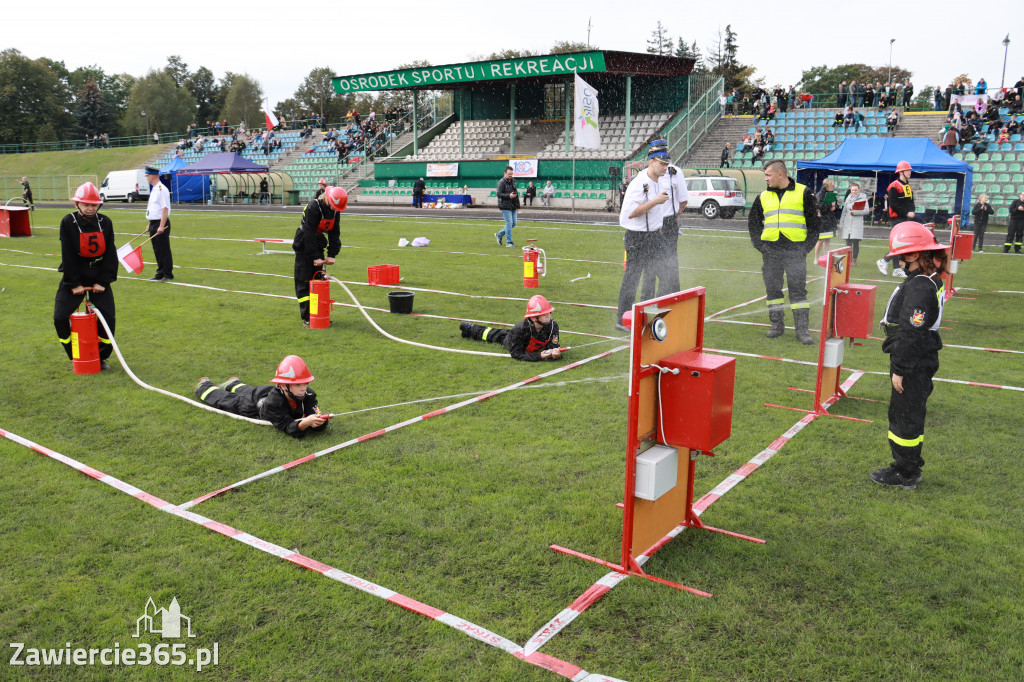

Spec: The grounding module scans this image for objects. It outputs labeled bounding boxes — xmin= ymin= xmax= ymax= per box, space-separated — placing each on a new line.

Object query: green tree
xmin=796 ymin=64 xmax=914 ymax=97
xmin=708 ymin=25 xmax=753 ymax=91
xmin=647 ymin=21 xmax=672 ymax=56
xmin=105 ymin=73 xmax=136 ymax=130
xmin=295 ymin=66 xmax=349 ymax=123
xmin=484 ymin=49 xmax=536 ymax=60
xmin=0 ymin=49 xmax=73 ymax=143
xmin=67 ymin=65 xmax=106 ymax=98
xmin=73 ymin=79 xmax=117 ymax=137
xmin=186 ymin=66 xmax=219 ymax=124
xmin=220 ymin=73 xmax=263 ymax=127
xmin=273 ymin=97 xmax=300 ymax=123
xmin=122 ymin=70 xmax=195 ymax=136
xmin=550 ymin=41 xmax=593 ymax=54
xmin=164 ymin=55 xmax=190 ymax=89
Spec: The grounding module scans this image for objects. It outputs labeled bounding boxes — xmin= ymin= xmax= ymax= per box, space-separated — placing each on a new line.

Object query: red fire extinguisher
xmin=522 ymin=240 xmax=546 ymax=289
xmin=309 ymin=272 xmax=333 ymax=329
xmin=70 ymin=295 xmax=101 ymax=375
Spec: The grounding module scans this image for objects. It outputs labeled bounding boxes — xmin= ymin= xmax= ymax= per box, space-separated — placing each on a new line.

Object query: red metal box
xmin=834 ymin=283 xmax=877 ymax=339
xmin=951 ymin=233 xmax=974 ymax=260
xmin=657 ymin=351 xmax=736 ymax=452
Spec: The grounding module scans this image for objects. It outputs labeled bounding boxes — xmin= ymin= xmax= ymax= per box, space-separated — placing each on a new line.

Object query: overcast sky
xmin=8 ymin=0 xmax=1022 ymax=106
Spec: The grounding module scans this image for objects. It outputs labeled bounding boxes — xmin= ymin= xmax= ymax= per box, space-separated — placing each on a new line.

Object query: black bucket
xmin=387 ymin=290 xmax=414 ymax=314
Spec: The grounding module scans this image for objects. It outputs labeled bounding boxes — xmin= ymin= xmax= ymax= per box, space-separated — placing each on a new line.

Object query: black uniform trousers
xmin=972 ymin=224 xmax=987 ymax=250
xmin=642 ymin=227 xmax=680 ymax=300
xmin=148 ymin=219 xmax=173 ymax=276
xmin=54 ymin=285 xmax=115 ymax=361
xmin=760 ymin=244 xmax=808 ymax=311
xmin=465 ymin=324 xmax=509 ymax=345
xmin=294 ymin=257 xmax=324 ymax=323
xmin=888 ymin=362 xmax=937 ymax=476
xmin=1004 ymin=221 xmax=1024 ymax=252
xmin=887 ymin=218 xmax=905 ymax=266
xmin=617 ymin=229 xmax=661 ymax=318
xmin=195 ymin=379 xmax=261 ymax=417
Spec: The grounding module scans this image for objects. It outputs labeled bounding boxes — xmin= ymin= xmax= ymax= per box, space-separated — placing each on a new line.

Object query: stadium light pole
xmin=888 ymin=39 xmax=895 ymax=86
xmin=1001 ymin=34 xmax=1011 ymax=90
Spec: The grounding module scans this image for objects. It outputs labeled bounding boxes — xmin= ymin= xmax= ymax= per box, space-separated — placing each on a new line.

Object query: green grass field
xmin=0 ymin=146 xmax=166 ymax=203
xmin=1 ymin=208 xmax=1022 ymax=680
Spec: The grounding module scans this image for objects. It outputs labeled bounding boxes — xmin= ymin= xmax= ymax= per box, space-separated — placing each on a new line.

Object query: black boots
xmin=766 ymin=310 xmax=785 ymax=338
xmin=793 ymin=308 xmax=814 ymax=345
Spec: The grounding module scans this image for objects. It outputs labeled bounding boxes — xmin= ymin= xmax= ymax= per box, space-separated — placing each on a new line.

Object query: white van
xmin=99 ymin=169 xmax=151 ymax=203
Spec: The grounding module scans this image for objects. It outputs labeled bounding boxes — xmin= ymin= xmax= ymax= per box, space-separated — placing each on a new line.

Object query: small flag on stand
xmin=116 ymin=243 xmax=145 ymax=274
xmin=264 ymin=101 xmax=280 ymax=130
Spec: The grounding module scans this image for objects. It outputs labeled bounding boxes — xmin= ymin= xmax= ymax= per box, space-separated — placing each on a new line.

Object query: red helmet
xmin=325 ymin=186 xmax=348 ymax=211
xmin=72 ymin=182 xmax=102 ymax=205
xmin=895 ymin=160 xmax=913 ymax=173
xmin=271 ymin=355 xmax=314 ymax=384
xmin=524 ymin=294 xmax=554 ymax=318
xmin=318 ymin=178 xmax=327 ymax=186
xmin=886 ymin=221 xmax=949 ymax=257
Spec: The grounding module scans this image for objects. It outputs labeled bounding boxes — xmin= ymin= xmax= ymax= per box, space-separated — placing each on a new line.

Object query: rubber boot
xmin=793 ymin=308 xmax=814 ymax=345
xmin=766 ymin=310 xmax=785 ymax=338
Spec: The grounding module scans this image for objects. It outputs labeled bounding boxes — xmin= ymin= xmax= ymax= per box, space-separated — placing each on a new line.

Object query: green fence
xmin=1 ymin=175 xmax=98 ymax=204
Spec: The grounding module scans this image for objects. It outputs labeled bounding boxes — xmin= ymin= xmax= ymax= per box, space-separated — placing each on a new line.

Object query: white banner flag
xmin=573 ymin=73 xmax=600 ymax=150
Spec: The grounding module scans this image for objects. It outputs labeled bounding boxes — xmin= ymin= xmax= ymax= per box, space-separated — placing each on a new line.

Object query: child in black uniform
xmin=293 ymin=186 xmax=346 ymax=325
xmin=194 ymin=355 xmax=328 ymax=438
xmin=54 ymin=183 xmax=118 ymax=370
xmin=459 ymin=295 xmax=563 ymax=361
xmin=871 ymin=222 xmax=949 ymax=490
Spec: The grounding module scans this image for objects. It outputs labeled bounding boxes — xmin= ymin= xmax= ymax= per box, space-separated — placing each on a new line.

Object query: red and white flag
xmin=264 ymin=101 xmax=279 ymax=130
xmin=116 ymin=243 xmax=145 ymax=274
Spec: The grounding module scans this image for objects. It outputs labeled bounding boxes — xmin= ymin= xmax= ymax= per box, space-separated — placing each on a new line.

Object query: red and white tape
xmin=179 ymin=344 xmax=630 ymax=509
xmin=523 ymin=371 xmax=865 ymax=657
xmin=0 ymin=426 xmax=623 ymax=682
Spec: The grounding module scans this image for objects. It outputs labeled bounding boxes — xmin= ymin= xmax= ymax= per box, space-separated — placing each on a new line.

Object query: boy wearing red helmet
xmin=458 ymin=295 xmax=562 ymax=361
xmin=871 ymin=222 xmax=949 ymax=490
xmin=54 ymin=183 xmax=118 ymax=370
xmin=292 ymin=186 xmax=347 ymax=325
xmin=194 ymin=355 xmax=328 ymax=438
xmin=877 ymin=160 xmax=916 ymax=277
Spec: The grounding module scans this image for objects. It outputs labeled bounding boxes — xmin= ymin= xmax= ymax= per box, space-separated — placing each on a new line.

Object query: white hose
xmin=92 ymin=306 xmax=272 ymax=425
xmin=330 ymin=276 xmax=509 ymax=358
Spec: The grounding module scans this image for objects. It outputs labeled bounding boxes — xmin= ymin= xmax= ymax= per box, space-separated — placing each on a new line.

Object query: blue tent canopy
xmin=159 ymin=156 xmax=209 ymax=203
xmin=176 ymin=152 xmax=269 ymax=175
xmin=796 ymin=138 xmax=974 ymax=226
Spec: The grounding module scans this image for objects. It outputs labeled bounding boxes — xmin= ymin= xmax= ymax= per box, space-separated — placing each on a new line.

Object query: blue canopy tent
xmin=176 ymin=152 xmax=270 ymax=204
xmin=159 ymin=156 xmax=210 ymax=203
xmin=796 ymin=138 xmax=974 ymax=226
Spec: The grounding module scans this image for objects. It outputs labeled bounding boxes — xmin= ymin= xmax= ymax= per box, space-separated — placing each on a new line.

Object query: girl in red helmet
xmin=193 ymin=355 xmax=328 ymax=438
xmin=458 ymin=295 xmax=562 ymax=361
xmin=292 ymin=186 xmax=347 ymax=325
xmin=871 ymin=222 xmax=949 ymax=490
xmin=54 ymin=183 xmax=118 ymax=370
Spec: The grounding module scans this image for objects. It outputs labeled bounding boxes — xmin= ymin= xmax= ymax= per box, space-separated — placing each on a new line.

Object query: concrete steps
xmin=678 ymin=116 xmax=757 ymax=170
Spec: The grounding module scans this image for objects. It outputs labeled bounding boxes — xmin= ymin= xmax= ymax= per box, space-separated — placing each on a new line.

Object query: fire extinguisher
xmin=70 ymin=292 xmax=101 ymax=375
xmin=309 ymin=271 xmax=333 ymax=329
xmin=522 ymin=241 xmax=546 ymax=289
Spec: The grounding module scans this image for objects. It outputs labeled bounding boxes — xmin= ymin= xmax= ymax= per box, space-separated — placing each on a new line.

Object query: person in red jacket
xmin=871 ymin=222 xmax=949 ymax=490
xmin=194 ymin=355 xmax=328 ymax=438
xmin=458 ymin=295 xmax=562 ymax=361
xmin=877 ymin=160 xmax=916 ymax=277
xmin=54 ymin=183 xmax=118 ymax=370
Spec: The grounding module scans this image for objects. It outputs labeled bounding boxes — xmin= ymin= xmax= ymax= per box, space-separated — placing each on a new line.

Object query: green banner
xmin=333 ymin=52 xmax=607 ymax=93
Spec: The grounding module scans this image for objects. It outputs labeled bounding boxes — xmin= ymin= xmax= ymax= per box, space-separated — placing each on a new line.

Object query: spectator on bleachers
xmin=763 ymin=128 xmax=775 ymax=152
xmin=971 ymin=194 xmax=994 ymax=252
xmin=832 ymin=110 xmax=845 ymax=128
xmin=971 ymin=135 xmax=988 ymax=158
xmin=886 ymin=109 xmax=899 ymax=132
xmin=864 ymin=83 xmax=875 ymax=109
xmin=933 ymin=86 xmax=943 ymax=111
xmin=903 ymin=79 xmax=914 ymax=107
xmin=1009 ymin=95 xmax=1023 ymax=114
xmin=741 ymin=133 xmax=753 ymax=153
xmin=838 ymin=81 xmax=848 ymax=109
xmin=843 ymin=107 xmax=856 ymax=131
xmin=850 ymin=80 xmax=860 ymax=107
xmin=940 ymin=125 xmax=959 ymax=154
xmin=541 ymin=181 xmax=555 ymax=206
xmin=1006 ymin=114 xmax=1021 ymax=135
xmin=524 ymin=182 xmax=537 ymax=206
xmin=997 ymin=127 xmax=1010 ymax=143
xmin=976 ymin=78 xmax=988 ymax=95
xmin=153 ymin=132 xmax=159 ymax=144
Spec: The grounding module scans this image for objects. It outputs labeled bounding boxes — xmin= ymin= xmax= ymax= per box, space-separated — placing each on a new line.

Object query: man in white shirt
xmin=615 ymin=141 xmax=675 ymax=330
xmin=642 ymin=141 xmax=689 ymax=299
xmin=144 ymin=167 xmax=173 ymax=281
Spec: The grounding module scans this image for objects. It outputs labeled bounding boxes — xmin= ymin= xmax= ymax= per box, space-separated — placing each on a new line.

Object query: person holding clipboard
xmin=838 ymin=182 xmax=871 ymax=266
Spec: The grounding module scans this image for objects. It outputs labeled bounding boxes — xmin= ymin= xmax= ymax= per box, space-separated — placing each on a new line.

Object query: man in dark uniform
xmin=412 ymin=177 xmax=426 ymax=209
xmin=194 ymin=355 xmax=328 ymax=438
xmin=54 ymin=183 xmax=117 ymax=370
xmin=459 ymin=295 xmax=562 ymax=362
xmin=1003 ymin=189 xmax=1024 ymax=253
xmin=20 ymin=176 xmax=34 ymax=210
xmin=748 ymin=160 xmax=820 ymax=344
xmin=314 ymin=178 xmax=327 ymax=200
xmin=144 ymin=167 xmax=174 ymax=281
xmin=292 ymin=186 xmax=345 ymax=325
xmin=878 ymin=160 xmax=916 ymax=276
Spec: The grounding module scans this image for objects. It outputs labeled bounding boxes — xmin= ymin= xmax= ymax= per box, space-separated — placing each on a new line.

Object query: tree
xmin=220 ymin=73 xmax=263 ymax=127
xmin=67 ymin=65 xmax=106 ymax=99
xmin=273 ymin=97 xmax=300 ymax=122
xmin=122 ymin=70 xmax=195 ymax=136
xmin=708 ymin=25 xmax=754 ymax=92
xmin=164 ymin=55 xmax=190 ymax=89
xmin=295 ymin=66 xmax=348 ymax=122
xmin=73 ymin=79 xmax=117 ymax=137
xmin=485 ymin=49 xmax=536 ymax=60
xmin=0 ymin=49 xmax=73 ymax=143
xmin=675 ymin=37 xmax=707 ymax=73
xmin=105 ymin=73 xmax=136 ymax=130
xmin=796 ymin=64 xmax=914 ymax=96
xmin=550 ymin=41 xmax=593 ymax=54
xmin=647 ymin=21 xmax=672 ymax=56
xmin=186 ymin=66 xmax=219 ymax=124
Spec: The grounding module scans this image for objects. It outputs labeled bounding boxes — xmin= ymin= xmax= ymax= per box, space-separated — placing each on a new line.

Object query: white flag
xmin=264 ymin=101 xmax=279 ymax=130
xmin=573 ymin=73 xmax=600 ymax=150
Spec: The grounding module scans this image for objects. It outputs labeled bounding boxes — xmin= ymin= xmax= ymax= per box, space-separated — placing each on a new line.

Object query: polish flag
xmin=264 ymin=101 xmax=280 ymax=130
xmin=116 ymin=243 xmax=145 ymax=274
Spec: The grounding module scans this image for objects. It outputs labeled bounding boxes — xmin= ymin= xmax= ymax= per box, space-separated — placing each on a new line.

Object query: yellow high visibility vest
xmin=759 ymin=183 xmax=808 ymax=242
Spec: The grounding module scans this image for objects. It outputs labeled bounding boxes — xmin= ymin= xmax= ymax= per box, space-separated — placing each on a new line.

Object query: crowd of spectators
xmin=936 ymin=77 xmax=1024 ymax=156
